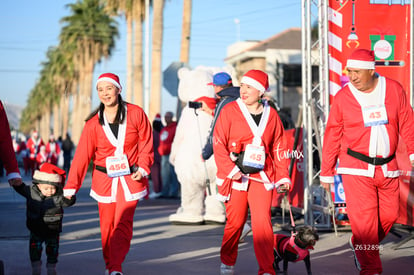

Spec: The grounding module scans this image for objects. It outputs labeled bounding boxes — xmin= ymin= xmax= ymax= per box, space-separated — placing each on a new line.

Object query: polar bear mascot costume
xmin=169 ymin=66 xmax=227 ymax=225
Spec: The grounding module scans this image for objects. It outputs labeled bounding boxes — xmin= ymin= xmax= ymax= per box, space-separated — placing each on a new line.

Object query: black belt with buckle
xmin=347 ymin=148 xmax=395 ymax=166
xmin=95 ymin=164 xmax=138 ymax=174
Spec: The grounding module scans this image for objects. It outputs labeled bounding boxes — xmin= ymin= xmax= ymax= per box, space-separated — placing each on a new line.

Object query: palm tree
xmin=20 ymin=89 xmax=42 ymax=134
xmin=103 ymin=0 xmax=133 ymax=102
xmin=44 ymin=46 xmax=73 ymax=139
xmin=175 ymin=0 xmax=192 ymax=119
xmin=149 ymin=0 xmax=164 ymax=120
xmin=60 ymin=0 xmax=119 ymax=144
xmin=52 ymin=43 xmax=78 ymax=138
xmin=132 ymin=1 xmax=145 ymax=108
xmin=180 ymin=0 xmax=191 ymax=64
xmin=102 ymin=0 xmax=146 ymax=107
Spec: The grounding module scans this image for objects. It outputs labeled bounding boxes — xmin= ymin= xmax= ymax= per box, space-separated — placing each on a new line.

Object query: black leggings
xmin=29 ymin=232 xmax=59 ymax=264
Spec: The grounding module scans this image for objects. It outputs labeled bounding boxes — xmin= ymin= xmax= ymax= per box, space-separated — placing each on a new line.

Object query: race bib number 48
xmin=106 ymin=154 xmax=131 ymax=178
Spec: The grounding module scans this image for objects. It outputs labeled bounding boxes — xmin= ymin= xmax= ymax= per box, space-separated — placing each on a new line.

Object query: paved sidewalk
xmin=0 ymin=173 xmax=413 ymax=274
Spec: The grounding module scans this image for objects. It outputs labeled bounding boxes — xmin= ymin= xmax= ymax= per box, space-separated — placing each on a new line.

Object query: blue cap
xmin=208 ymin=72 xmax=232 ymax=86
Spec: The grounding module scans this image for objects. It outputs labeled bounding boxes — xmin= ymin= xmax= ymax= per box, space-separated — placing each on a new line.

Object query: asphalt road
xmin=0 ymin=173 xmax=413 ymax=275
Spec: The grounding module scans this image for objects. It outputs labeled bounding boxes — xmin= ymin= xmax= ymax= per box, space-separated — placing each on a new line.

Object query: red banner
xmin=328 ymin=0 xmax=411 ymax=100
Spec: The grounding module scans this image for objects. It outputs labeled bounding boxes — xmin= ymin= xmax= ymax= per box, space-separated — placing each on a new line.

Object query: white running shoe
xmin=239 ymin=222 xmax=252 ymax=243
xmin=220 ymin=263 xmax=234 ymax=275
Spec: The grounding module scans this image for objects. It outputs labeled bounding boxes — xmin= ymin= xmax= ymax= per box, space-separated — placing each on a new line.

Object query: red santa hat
xmin=154 ymin=113 xmax=161 ymax=121
xmin=33 ymin=163 xmax=66 ymax=188
xmin=195 ymin=96 xmax=218 ymax=110
xmin=346 ymin=49 xmax=375 ymax=70
xmin=240 ymin=70 xmax=269 ymax=93
xmin=96 ymin=73 xmax=122 ymax=91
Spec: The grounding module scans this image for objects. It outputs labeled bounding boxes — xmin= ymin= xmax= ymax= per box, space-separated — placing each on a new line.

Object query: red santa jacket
xmin=321 ymin=76 xmax=414 ymax=183
xmin=46 ymin=142 xmax=61 ymax=165
xmin=63 ymin=103 xmax=154 ymax=203
xmin=36 ymin=151 xmax=49 ymax=166
xmin=158 ymin=121 xmax=177 ymax=156
xmin=213 ymin=99 xmax=291 ymax=201
xmin=27 ymin=137 xmax=44 ymax=159
xmin=0 ymin=100 xmax=21 ymax=179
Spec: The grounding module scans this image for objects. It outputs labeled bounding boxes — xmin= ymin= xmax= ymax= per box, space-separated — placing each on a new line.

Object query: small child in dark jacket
xmin=12 ymin=163 xmax=76 ymax=275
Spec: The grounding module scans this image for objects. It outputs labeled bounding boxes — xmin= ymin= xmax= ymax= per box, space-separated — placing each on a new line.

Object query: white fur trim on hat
xmin=346 ymin=59 xmax=375 ymax=70
xmin=240 ymin=76 xmax=266 ymax=93
xmin=33 ymin=170 xmax=62 ymax=184
xmin=96 ymin=77 xmax=122 ymax=90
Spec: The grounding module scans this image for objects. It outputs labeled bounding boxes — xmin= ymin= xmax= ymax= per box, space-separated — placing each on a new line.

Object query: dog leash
xmin=241 ymin=175 xmax=287 ymax=192
xmin=287 ymin=200 xmax=296 ymax=235
xmin=242 ymin=175 xmax=296 ymax=233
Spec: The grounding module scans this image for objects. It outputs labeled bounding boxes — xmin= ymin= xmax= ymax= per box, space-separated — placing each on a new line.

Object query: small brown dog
xmin=273 ymin=225 xmax=319 ymax=275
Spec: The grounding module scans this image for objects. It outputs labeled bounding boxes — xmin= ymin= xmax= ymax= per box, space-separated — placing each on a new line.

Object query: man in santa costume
xmin=320 ymin=49 xmax=414 ymax=275
xmin=213 ymin=69 xmax=291 ymax=275
xmin=63 ymin=73 xmax=153 ymax=275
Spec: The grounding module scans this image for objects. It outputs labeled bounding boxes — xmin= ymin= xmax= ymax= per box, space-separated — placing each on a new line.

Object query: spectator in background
xmin=149 ymin=113 xmax=163 ymax=199
xmin=26 ymin=130 xmax=44 ymax=176
xmin=57 ymin=136 xmax=63 ymax=148
xmin=61 ymin=133 xmax=74 ymax=175
xmin=18 ymin=136 xmax=30 ymax=175
xmin=199 ymin=72 xmax=252 ymax=238
xmin=159 ymin=111 xmax=180 ymax=199
xmin=36 ymin=145 xmax=49 ymax=169
xmin=46 ymin=134 xmax=61 ymax=166
xmin=201 ymin=72 xmax=240 ymax=161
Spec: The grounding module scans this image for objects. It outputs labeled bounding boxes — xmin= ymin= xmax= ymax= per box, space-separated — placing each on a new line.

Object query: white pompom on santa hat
xmin=240 ymin=69 xmax=269 ymax=93
xmin=96 ymin=72 xmax=122 ymax=91
xmin=33 ymin=163 xmax=66 ymax=187
xmin=346 ymin=49 xmax=376 ymax=70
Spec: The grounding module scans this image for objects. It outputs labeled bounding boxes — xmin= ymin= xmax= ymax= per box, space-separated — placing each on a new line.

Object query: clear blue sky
xmin=0 ymin=0 xmax=301 ymax=114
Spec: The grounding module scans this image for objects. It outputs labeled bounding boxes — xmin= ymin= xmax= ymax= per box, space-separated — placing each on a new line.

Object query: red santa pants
xmin=221 ymin=180 xmax=275 ymax=275
xmin=98 ymin=183 xmax=138 ymax=273
xmin=342 ymin=168 xmax=399 ymax=275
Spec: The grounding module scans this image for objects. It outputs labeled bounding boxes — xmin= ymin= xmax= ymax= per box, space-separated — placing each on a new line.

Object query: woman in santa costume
xmin=63 ymin=73 xmax=153 ymax=275
xmin=320 ymin=49 xmax=414 ymax=275
xmin=213 ymin=69 xmax=291 ymax=275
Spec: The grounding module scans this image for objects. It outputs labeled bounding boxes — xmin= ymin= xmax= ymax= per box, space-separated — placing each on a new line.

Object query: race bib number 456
xmin=106 ymin=154 xmax=130 ymax=178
